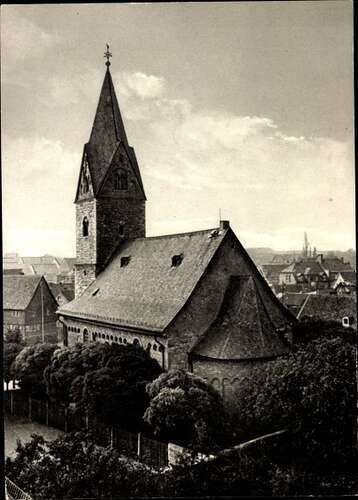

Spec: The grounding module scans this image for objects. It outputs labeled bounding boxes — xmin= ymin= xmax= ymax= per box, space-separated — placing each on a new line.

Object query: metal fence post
xmin=137 ymin=432 xmax=142 ymax=458
xmin=46 ymin=400 xmax=49 ymax=427
xmin=110 ymin=427 xmax=114 ymax=449
xmin=64 ymin=407 xmax=68 ymax=433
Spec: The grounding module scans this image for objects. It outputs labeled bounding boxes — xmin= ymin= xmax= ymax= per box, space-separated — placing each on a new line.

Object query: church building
xmin=57 ymin=50 xmax=296 ymax=406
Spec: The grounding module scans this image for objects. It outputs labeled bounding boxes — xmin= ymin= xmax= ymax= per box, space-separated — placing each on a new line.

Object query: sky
xmin=1 ymin=2 xmax=355 ymax=257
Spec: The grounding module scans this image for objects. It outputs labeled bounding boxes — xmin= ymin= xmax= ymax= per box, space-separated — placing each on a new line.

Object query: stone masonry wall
xmin=192 ymin=357 xmax=269 ymax=412
xmin=75 ymin=264 xmax=97 ymax=298
xmin=76 ymin=200 xmax=97 ymax=265
xmin=96 ymin=198 xmax=145 ymax=265
xmin=61 ymin=317 xmax=166 ymax=369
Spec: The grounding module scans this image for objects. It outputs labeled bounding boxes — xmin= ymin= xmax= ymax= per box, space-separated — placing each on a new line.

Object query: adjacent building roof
xmin=59 ymin=228 xmax=228 ymax=332
xmin=191 ymin=276 xmax=289 ymax=360
xmin=281 ymin=260 xmax=326 ymax=275
xmin=32 ymin=264 xmax=61 ymax=276
xmin=321 ymin=257 xmax=353 ymax=273
xmin=3 ymin=275 xmax=42 ymax=310
xmin=58 ymin=258 xmax=76 ymax=274
xmin=48 ymin=283 xmax=74 ymax=302
xmin=297 ymin=294 xmax=357 ymax=322
xmin=282 ymin=292 xmax=310 ymax=308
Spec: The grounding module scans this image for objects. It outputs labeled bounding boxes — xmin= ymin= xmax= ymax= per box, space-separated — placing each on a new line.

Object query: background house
xmin=3 ymin=275 xmax=59 ymax=344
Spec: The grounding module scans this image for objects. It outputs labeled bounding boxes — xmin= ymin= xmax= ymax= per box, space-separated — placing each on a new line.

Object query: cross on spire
xmin=104 ymin=43 xmax=112 ymax=67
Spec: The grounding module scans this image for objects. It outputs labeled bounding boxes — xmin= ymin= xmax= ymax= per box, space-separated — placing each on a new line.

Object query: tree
xmin=12 ymin=343 xmax=58 ymax=398
xmin=144 ymin=370 xmax=229 ymax=452
xmin=3 ymin=342 xmax=23 ymax=386
xmin=5 ymin=432 xmax=156 ymax=499
xmin=44 ymin=342 xmax=162 ymax=429
xmin=233 ymin=337 xmax=356 ymax=467
xmin=292 ymin=318 xmax=356 ymax=346
xmin=4 ymin=327 xmax=24 ymax=345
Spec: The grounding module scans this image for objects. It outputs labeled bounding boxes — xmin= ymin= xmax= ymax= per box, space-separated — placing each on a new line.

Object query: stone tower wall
xmin=96 ymin=197 xmax=145 ymax=265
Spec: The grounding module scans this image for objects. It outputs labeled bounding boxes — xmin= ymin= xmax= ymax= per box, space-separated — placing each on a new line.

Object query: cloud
xmin=1 ymin=8 xmax=57 ymax=66
xmin=2 ymin=135 xmax=78 ymax=255
xmin=2 ymin=69 xmax=355 ymax=254
xmin=116 ymin=71 xmax=355 ymax=249
xmin=115 ymin=71 xmax=165 ymax=99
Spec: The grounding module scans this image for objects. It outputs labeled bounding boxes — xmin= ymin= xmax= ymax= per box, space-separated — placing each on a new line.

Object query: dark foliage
xmin=144 ymin=369 xmax=230 ymax=452
xmin=3 ymin=342 xmax=24 ymax=383
xmin=233 ymin=336 xmax=356 ymax=468
xmin=12 ymin=343 xmax=58 ymax=398
xmin=4 ymin=327 xmax=24 ymax=345
xmin=5 ymin=432 xmax=155 ymax=499
xmin=292 ymin=318 xmax=356 ymax=346
xmin=44 ymin=342 xmax=162 ymax=429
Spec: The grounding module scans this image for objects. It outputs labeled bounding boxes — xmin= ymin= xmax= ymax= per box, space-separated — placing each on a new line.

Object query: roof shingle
xmin=192 ymin=276 xmax=289 ymax=360
xmin=3 ymin=275 xmax=42 ymax=310
xmin=59 ymin=228 xmax=228 ymax=331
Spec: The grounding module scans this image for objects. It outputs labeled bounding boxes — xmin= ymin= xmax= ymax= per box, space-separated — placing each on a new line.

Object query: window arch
xmin=133 ymin=338 xmax=139 ymax=347
xmin=115 ymin=170 xmax=128 ymax=190
xmin=82 ymin=217 xmax=89 ymax=237
xmin=83 ymin=329 xmax=89 ymax=343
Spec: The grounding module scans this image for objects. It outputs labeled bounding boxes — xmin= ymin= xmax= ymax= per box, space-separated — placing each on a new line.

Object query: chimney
xmin=220 ymin=220 xmax=230 ymax=231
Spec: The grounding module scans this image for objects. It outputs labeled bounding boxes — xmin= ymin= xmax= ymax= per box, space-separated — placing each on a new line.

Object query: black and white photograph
xmin=1 ymin=2 xmax=356 ymax=498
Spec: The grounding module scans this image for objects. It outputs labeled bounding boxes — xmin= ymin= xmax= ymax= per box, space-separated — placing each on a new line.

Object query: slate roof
xmin=58 ymin=258 xmax=76 ymax=274
xmin=282 ymin=292 xmax=310 ymax=308
xmin=337 ymin=270 xmax=356 ymax=283
xmin=191 ymin=276 xmax=289 ymax=360
xmin=32 ymin=264 xmax=60 ymax=276
xmin=59 ymin=228 xmax=228 ymax=332
xmin=48 ymin=283 xmax=74 ymax=302
xmin=321 ymin=257 xmax=353 ymax=272
xmin=77 ymin=68 xmax=145 ymax=199
xmin=297 ymin=294 xmax=357 ymax=322
xmin=3 ymin=275 xmax=42 ymax=310
xmin=281 ymin=261 xmax=326 ymax=275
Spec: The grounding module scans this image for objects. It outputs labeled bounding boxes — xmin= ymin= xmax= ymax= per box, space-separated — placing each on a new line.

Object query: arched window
xmin=83 ymin=329 xmax=89 ymax=343
xmin=82 ymin=217 xmax=89 ymax=237
xmin=115 ymin=170 xmax=128 ymax=190
xmin=146 ymin=343 xmax=151 ymax=352
xmin=119 ymin=223 xmax=125 ymax=237
xmin=133 ymin=338 xmax=139 ymax=347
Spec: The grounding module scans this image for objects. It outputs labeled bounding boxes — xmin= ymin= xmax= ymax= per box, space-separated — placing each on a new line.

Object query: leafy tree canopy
xmin=12 ymin=343 xmax=58 ymax=398
xmin=144 ymin=369 xmax=230 ymax=452
xmin=4 ymin=327 xmax=24 ymax=345
xmin=233 ymin=337 xmax=356 ymax=465
xmin=3 ymin=342 xmax=24 ymax=383
xmin=44 ymin=342 xmax=162 ymax=429
xmin=292 ymin=318 xmax=356 ymax=346
xmin=5 ymin=432 xmax=155 ymax=499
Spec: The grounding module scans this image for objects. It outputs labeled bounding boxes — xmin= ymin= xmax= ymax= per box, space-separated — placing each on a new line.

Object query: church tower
xmin=74 ymin=46 xmax=146 ymax=297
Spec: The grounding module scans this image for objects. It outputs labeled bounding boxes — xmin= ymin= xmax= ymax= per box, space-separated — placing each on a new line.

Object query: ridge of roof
xmin=58 ymin=227 xmax=228 ymax=332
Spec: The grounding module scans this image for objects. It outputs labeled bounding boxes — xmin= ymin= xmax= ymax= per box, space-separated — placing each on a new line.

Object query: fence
xmin=5 ymin=391 xmax=168 ymax=469
xmin=5 ymin=477 xmax=32 ymax=500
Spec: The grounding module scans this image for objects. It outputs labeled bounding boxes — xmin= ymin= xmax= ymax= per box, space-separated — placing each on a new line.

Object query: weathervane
xmin=104 ymin=43 xmax=112 ymax=67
